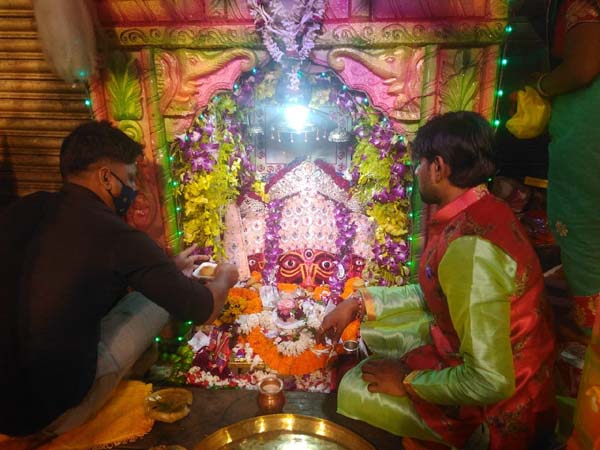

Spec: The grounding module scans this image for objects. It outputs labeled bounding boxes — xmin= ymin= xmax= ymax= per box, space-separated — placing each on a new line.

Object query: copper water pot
xmin=257 ymin=376 xmax=286 ymax=414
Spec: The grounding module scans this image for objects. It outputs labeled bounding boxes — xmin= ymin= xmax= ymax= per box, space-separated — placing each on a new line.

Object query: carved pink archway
xmin=90 ymin=0 xmax=507 ymax=256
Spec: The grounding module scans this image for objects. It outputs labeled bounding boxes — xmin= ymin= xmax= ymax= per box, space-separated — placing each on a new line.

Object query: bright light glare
xmin=280 ymin=437 xmax=308 ymax=450
xmin=284 ymin=105 xmax=309 ymax=131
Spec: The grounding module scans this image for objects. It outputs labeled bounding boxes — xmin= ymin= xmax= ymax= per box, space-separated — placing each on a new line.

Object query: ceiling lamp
xmin=328 ymin=127 xmax=350 ymax=143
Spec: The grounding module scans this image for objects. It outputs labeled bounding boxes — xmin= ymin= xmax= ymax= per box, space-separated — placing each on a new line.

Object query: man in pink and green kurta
xmin=320 ymin=112 xmax=556 ymax=450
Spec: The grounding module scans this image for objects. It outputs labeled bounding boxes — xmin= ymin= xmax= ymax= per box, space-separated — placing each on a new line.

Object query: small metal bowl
xmin=342 ymin=340 xmax=359 ymax=353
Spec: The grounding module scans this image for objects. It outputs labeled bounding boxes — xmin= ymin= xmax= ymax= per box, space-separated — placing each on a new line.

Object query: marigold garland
xmin=277 ymin=283 xmax=299 ymax=293
xmin=214 ymin=287 xmax=262 ymax=326
xmin=246 ymin=327 xmax=328 ymax=375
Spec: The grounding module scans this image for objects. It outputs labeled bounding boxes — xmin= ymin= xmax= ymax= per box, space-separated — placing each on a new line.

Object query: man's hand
xmin=361 ymin=359 xmax=408 ymax=397
xmin=317 ymin=295 xmax=360 ymax=344
xmin=205 ymin=263 xmax=239 ymax=324
xmin=213 ymin=263 xmax=239 ymax=288
xmin=173 ymin=243 xmax=208 ymax=278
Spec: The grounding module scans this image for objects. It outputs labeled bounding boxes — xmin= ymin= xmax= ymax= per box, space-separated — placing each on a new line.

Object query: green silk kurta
xmin=337 ymin=236 xmax=517 ymax=442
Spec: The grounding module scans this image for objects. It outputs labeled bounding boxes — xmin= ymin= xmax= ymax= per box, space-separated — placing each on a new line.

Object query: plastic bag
xmin=506 ymin=86 xmax=551 ymax=139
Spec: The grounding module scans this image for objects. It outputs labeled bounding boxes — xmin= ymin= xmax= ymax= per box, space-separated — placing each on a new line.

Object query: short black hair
xmin=60 ymin=120 xmax=143 ymax=177
xmin=411 ymin=111 xmax=496 ymax=188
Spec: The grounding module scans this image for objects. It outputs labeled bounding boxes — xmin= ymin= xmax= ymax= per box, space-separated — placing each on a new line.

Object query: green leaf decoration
xmin=106 ymin=51 xmax=143 ymax=121
xmin=441 ymin=50 xmax=480 ymax=112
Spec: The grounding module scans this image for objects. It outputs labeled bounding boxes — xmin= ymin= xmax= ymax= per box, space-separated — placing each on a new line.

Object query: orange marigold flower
xmin=277 ymin=283 xmax=299 ymax=293
xmin=228 ymin=287 xmax=263 ymax=314
xmin=250 ymin=271 xmax=263 ymax=282
xmin=313 ymin=285 xmax=331 ymax=301
xmin=340 ymin=277 xmax=364 ymax=300
xmin=341 ymin=319 xmax=360 ymax=342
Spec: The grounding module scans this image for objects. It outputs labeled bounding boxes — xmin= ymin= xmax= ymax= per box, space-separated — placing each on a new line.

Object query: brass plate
xmin=194 ymin=414 xmax=375 ymax=450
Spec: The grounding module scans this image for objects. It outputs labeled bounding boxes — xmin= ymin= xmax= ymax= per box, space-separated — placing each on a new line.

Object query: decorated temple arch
xmin=169 ymin=63 xmax=414 ymax=293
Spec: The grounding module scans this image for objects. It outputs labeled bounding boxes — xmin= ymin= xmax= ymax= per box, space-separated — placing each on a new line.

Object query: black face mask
xmin=108 ymin=171 xmax=138 ymax=216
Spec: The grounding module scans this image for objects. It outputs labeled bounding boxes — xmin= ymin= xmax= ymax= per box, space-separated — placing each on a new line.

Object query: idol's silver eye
xmin=321 ymin=260 xmax=333 ymax=270
xmin=283 ymin=259 xmax=298 ymax=269
xmin=304 ymin=249 xmax=313 ymax=259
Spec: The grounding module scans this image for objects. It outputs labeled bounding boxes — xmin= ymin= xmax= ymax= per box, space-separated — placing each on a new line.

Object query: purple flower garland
xmin=329 ymin=201 xmax=357 ymax=302
xmin=333 ymin=88 xmax=413 ymax=286
xmin=263 ymin=198 xmax=285 ymax=285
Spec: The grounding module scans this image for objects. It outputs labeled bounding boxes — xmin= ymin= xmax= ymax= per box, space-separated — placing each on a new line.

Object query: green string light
xmin=493 ymin=119 xmax=501 ymax=127
xmin=497 ymin=89 xmax=504 ymax=97
xmin=177 ymin=336 xmax=184 ymax=342
xmin=169 ymin=155 xmax=175 ymax=162
xmin=186 ymin=320 xmax=193 ymax=326
xmin=501 ymin=58 xmax=508 ymax=66
xmin=176 ymin=206 xmax=182 ymax=212
xmin=84 ymin=99 xmax=91 ymax=107
xmin=505 ymin=25 xmax=513 ymax=33
xmin=154 ymin=336 xmax=161 ymax=342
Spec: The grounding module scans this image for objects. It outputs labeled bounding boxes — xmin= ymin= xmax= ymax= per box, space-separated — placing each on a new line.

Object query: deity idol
xmin=223 ymin=159 xmax=373 ymax=290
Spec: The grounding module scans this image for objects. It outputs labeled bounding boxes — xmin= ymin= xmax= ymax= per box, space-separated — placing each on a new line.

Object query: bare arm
xmin=540 ymin=22 xmax=600 ymax=96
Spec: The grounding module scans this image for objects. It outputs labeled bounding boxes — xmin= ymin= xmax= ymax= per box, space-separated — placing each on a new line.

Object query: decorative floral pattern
xmin=555 ymin=220 xmax=569 ymax=238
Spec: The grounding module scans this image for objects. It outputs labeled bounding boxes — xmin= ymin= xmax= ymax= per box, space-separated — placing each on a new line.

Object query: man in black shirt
xmin=0 ymin=121 xmax=238 ymax=435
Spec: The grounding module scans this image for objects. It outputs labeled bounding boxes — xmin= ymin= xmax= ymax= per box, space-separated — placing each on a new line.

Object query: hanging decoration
xmin=247 ymin=0 xmax=327 ymax=64
xmin=248 ymin=0 xmax=326 ymax=96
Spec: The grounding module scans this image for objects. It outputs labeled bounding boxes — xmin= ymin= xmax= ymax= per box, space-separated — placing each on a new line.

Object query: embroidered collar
xmin=431 ymin=184 xmax=489 ymax=225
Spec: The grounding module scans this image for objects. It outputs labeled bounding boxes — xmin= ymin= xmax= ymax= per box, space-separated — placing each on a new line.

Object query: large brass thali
xmin=194 ymin=414 xmax=375 ymax=450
